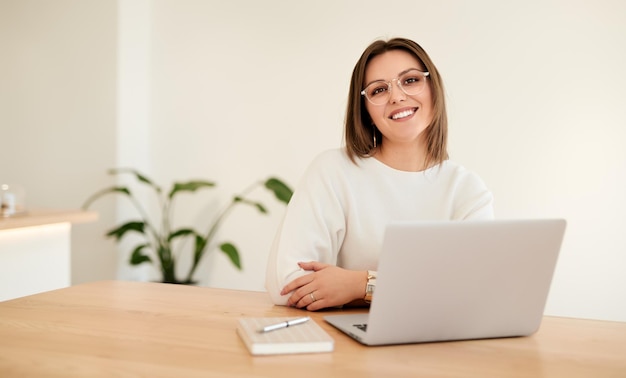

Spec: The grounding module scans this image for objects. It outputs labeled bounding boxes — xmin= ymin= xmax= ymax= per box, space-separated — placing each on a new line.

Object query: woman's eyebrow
xmin=364 ymin=68 xmax=421 ymax=88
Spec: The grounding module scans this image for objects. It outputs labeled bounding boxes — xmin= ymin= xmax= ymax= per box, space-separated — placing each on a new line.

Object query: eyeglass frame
xmin=360 ymin=69 xmax=430 ymax=105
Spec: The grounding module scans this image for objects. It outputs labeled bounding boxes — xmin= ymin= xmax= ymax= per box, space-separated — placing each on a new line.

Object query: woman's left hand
xmin=281 ymin=261 xmax=366 ymax=311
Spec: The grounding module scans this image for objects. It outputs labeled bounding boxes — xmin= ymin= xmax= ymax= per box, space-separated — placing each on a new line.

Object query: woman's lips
xmin=390 ymin=107 xmax=418 ymax=120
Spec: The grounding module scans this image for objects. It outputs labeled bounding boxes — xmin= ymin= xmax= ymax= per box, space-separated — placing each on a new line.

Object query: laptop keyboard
xmin=354 ymin=323 xmax=368 ymax=332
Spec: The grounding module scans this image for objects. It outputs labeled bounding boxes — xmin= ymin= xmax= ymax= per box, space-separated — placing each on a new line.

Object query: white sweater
xmin=265 ymin=148 xmax=494 ymax=305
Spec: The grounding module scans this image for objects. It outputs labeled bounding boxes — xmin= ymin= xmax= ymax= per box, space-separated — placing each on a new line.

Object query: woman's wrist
xmin=350 ymin=270 xmax=369 ymax=302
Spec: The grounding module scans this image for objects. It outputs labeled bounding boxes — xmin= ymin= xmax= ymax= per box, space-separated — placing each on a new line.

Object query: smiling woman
xmin=346 ymin=38 xmax=449 ymax=173
xmin=361 ymin=49 xmax=436 ymax=171
xmin=264 ymin=37 xmax=494 ymax=312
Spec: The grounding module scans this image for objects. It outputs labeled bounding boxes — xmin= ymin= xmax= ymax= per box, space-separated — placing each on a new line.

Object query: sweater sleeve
xmin=265 ymin=151 xmax=347 ymax=305
xmin=451 ymin=167 xmax=494 ymax=220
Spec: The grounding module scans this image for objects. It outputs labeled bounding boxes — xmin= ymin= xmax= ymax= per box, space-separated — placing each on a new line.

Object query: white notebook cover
xmin=237 ymin=317 xmax=334 ymax=355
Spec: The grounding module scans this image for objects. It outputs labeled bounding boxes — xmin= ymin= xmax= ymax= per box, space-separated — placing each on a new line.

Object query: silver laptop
xmin=324 ymin=219 xmax=566 ymax=346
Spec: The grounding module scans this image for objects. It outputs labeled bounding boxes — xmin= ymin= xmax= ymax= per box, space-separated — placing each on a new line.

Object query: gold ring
xmin=310 ymin=292 xmax=317 ymax=302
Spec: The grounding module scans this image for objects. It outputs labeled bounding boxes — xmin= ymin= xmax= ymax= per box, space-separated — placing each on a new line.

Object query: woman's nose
xmin=389 ymin=80 xmax=406 ymax=103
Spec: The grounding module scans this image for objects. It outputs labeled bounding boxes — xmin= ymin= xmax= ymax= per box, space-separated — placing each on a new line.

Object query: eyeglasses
xmin=360 ymin=69 xmax=430 ymax=105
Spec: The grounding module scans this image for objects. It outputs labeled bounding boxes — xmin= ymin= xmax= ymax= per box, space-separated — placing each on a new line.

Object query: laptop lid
xmin=324 ymin=219 xmax=566 ymax=346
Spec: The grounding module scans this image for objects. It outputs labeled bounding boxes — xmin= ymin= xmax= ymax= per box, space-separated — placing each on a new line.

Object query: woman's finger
xmin=280 ymin=272 xmax=314 ymax=295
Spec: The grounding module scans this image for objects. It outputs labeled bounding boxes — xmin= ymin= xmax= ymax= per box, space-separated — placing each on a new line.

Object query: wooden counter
xmin=0 ymin=208 xmax=97 ymax=230
xmin=0 ymin=209 xmax=98 ymax=301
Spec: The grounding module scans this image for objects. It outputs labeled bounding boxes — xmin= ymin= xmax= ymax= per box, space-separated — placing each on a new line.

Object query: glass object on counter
xmin=1 ymin=184 xmax=26 ymax=217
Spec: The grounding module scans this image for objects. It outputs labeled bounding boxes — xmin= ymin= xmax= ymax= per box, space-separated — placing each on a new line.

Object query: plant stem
xmin=184 ymin=180 xmax=263 ymax=282
xmin=127 ymin=183 xmax=174 ymax=283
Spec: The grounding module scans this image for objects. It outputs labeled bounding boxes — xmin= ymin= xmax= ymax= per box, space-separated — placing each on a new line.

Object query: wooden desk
xmin=0 ymin=281 xmax=624 ymax=377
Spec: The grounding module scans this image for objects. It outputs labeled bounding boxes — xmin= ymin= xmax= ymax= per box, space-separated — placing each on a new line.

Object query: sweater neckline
xmin=365 ymin=155 xmax=445 ymax=176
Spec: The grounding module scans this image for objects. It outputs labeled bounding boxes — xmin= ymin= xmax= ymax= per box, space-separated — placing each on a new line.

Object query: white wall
xmin=1 ymin=0 xmax=624 ymax=322
xmin=0 ymin=0 xmax=118 ymax=284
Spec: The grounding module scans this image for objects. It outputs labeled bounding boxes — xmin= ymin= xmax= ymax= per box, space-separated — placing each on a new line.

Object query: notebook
xmin=324 ymin=219 xmax=566 ymax=346
xmin=237 ymin=317 xmax=334 ymax=355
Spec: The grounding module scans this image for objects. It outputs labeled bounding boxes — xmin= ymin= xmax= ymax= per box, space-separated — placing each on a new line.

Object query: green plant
xmin=82 ymin=168 xmax=292 ymax=284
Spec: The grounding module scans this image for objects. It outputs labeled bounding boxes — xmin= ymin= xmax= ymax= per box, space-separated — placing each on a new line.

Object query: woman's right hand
xmin=281 ymin=262 xmax=367 ymax=311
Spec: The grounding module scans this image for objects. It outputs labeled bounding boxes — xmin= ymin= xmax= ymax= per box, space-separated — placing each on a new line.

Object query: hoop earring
xmin=372 ymin=126 xmax=377 ymax=148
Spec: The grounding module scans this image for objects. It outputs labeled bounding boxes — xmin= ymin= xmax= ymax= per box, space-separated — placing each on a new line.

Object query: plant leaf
xmin=105 ymin=221 xmax=145 ymax=241
xmin=254 ymin=202 xmax=267 ymax=213
xmin=167 ymin=228 xmax=197 ymax=242
xmin=109 ymin=168 xmax=162 ymax=194
xmin=232 ymin=196 xmax=268 ymax=214
xmin=220 ymin=242 xmax=241 ymax=270
xmin=129 ymin=244 xmax=152 ymax=265
xmin=265 ymin=177 xmax=293 ymax=204
xmin=193 ymin=235 xmax=208 ymax=266
xmin=82 ymin=186 xmax=131 ymax=209
xmin=168 ymin=180 xmax=215 ymax=199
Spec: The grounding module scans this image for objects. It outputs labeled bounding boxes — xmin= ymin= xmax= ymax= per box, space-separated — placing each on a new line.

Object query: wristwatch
xmin=364 ymin=270 xmax=377 ymax=303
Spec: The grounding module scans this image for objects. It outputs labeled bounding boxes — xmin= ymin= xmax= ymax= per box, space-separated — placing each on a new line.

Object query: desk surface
xmin=0 ymin=281 xmax=624 ymax=377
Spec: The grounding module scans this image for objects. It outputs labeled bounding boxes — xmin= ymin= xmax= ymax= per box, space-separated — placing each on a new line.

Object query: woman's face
xmin=364 ymin=50 xmax=434 ymax=150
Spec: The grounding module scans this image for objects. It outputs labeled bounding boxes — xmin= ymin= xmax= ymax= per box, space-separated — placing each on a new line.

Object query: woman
xmin=265 ymin=37 xmax=494 ymax=311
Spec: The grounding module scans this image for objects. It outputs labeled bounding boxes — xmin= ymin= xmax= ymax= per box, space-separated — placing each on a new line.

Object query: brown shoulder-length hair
xmin=344 ymin=38 xmax=448 ymax=169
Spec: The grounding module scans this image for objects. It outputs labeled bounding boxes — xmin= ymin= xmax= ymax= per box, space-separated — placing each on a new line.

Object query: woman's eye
xmin=370 ymin=86 xmax=388 ymax=96
xmin=403 ymin=77 xmax=420 ymax=85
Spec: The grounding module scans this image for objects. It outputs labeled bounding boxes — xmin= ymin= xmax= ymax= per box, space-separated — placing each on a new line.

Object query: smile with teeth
xmin=390 ymin=108 xmax=417 ymax=120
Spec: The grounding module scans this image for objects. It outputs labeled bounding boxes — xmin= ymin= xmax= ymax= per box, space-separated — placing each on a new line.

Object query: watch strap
xmin=364 ymin=270 xmax=377 ymax=303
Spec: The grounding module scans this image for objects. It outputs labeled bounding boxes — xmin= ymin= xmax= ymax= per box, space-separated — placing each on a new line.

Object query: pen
xmin=258 ymin=316 xmax=311 ymax=333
